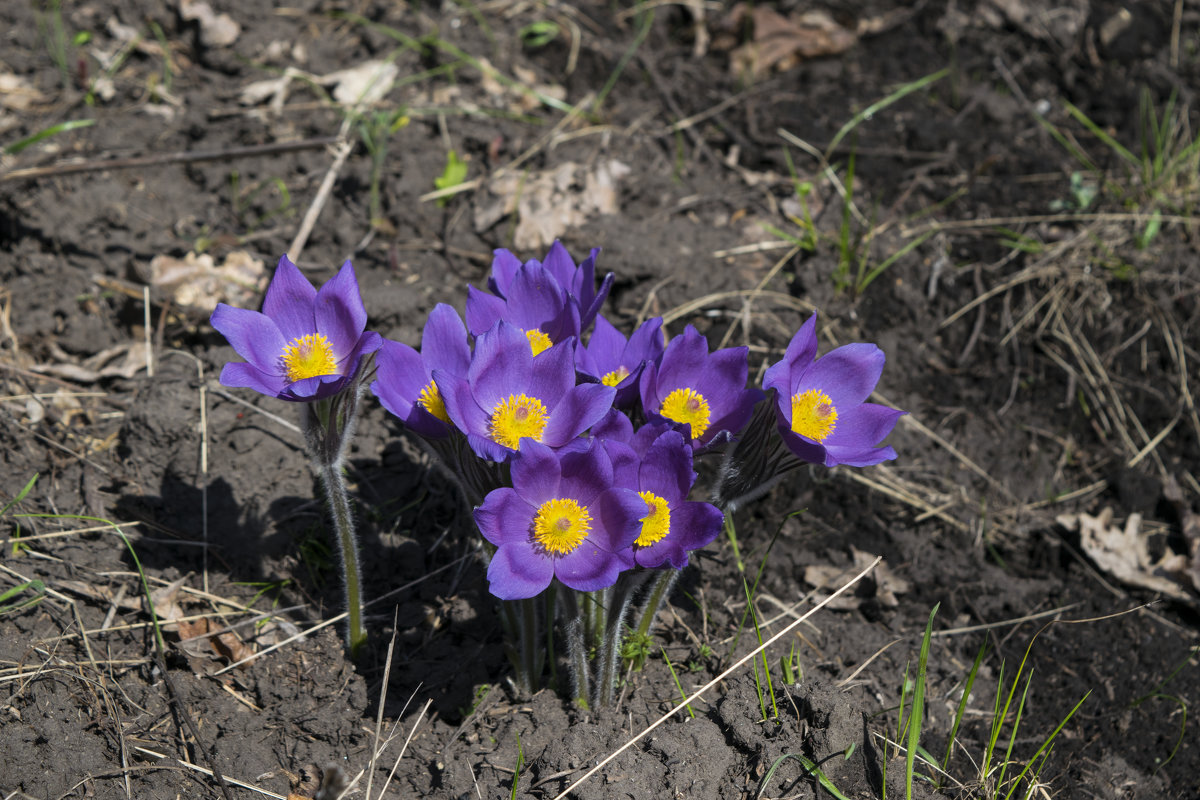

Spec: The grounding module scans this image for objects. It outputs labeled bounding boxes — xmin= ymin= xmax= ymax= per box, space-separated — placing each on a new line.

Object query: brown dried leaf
xmin=803 ymin=547 xmax=909 ymax=610
xmin=1058 ymin=508 xmax=1197 ymax=602
xmin=721 ymin=6 xmax=858 ymax=78
xmin=149 ymin=250 xmax=266 ymax=313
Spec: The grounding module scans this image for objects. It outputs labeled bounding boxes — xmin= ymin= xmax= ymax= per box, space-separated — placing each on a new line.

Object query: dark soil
xmin=3 ymin=1 xmax=1200 ymax=798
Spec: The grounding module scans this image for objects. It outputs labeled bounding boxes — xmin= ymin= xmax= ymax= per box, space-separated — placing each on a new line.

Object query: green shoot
xmin=661 ymin=647 xmax=694 ymax=719
xmin=824 ymin=68 xmax=949 ymax=159
xmin=510 ymin=731 xmax=525 ymax=800
xmin=905 ymin=604 xmax=938 ymax=799
xmin=1129 ymin=644 xmax=1198 ymax=770
xmin=519 ymin=20 xmax=560 ymax=49
xmin=434 ymin=150 xmax=469 ymax=207
xmin=780 ymin=640 xmax=802 ymax=685
xmin=0 ymin=580 xmax=45 ymax=616
xmin=723 ymin=513 xmax=744 ymax=572
xmin=940 ymin=640 xmax=987 ymax=786
xmin=593 ymin=3 xmax=653 ymax=114
xmin=358 ymin=108 xmax=410 ymax=227
xmin=743 ymin=577 xmax=778 ymax=720
xmin=758 ymin=753 xmax=850 ymax=800
xmin=3 ymin=119 xmax=95 ymax=156
xmin=834 ymin=143 xmax=857 ymax=293
xmin=2 ymin=473 xmax=40 ymax=555
xmin=229 ymin=171 xmax=292 ymax=233
xmin=620 ymin=626 xmax=653 ymax=672
xmin=726 ymin=511 xmax=796 ymax=661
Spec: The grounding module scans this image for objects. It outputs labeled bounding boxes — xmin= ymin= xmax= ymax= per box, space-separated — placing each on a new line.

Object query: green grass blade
xmin=1064 ymin=101 xmax=1139 ymax=167
xmin=2 ymin=473 xmax=39 ymax=516
xmin=4 ymin=119 xmax=95 ymax=156
xmin=941 ymin=639 xmax=986 ymax=781
xmin=858 ymin=231 xmax=933 ymax=293
xmin=825 ymin=69 xmax=948 ymax=158
xmin=660 ymin=647 xmax=694 ymax=718
xmin=906 ymin=603 xmax=938 ymax=800
xmin=1002 ymin=690 xmax=1090 ymax=800
xmin=0 ymin=580 xmax=45 ymax=615
xmin=758 ymin=753 xmax=850 ymax=800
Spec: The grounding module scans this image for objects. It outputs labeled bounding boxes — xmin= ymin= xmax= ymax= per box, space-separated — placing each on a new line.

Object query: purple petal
xmin=778 ymin=424 xmax=828 ymax=464
xmin=823 ymin=443 xmax=898 ymax=467
xmin=594 ymin=488 xmax=649 ymax=551
xmin=592 ymin=408 xmax=633 ymax=444
xmin=468 ymin=431 xmax=517 ymax=463
xmin=505 ymin=263 xmax=567 ymax=331
xmin=557 ymin=441 xmax=613 ymax=506
xmin=511 ymin=440 xmax=562 ymax=506
xmin=541 ymin=240 xmax=576 ymax=289
xmin=542 ymin=383 xmax=616 ymax=448
xmin=826 ymin=403 xmax=905 ymax=450
xmin=488 ymin=248 xmax=523 ymax=297
xmin=635 ymin=501 xmax=723 ymax=569
xmin=584 ymin=314 xmax=627 ymax=376
xmin=488 ymin=540 xmax=554 ymax=599
xmin=703 ymin=387 xmax=764 ymax=444
xmin=262 ymin=255 xmax=316 ymax=342
xmin=528 ymin=338 xmax=576 ymax=408
xmin=764 ymin=313 xmax=818 ymax=395
xmin=284 ymin=373 xmax=348 ymax=400
xmin=626 ymin=316 xmax=665 ymax=365
xmin=211 ymin=304 xmax=286 ymax=374
xmin=604 ymin=440 xmax=640 ymax=490
xmin=798 ymin=344 xmax=885 ymax=409
xmin=694 ymin=346 xmax=750 ymax=404
xmin=469 ymin=323 xmax=532 ymax=410
xmin=314 ymin=260 xmax=368 ymax=358
xmin=421 ymin=304 xmax=471 ymax=377
xmin=553 ymin=542 xmax=627 ymax=592
xmin=465 ymin=285 xmax=507 ymax=336
xmin=436 ymin=372 xmax=487 ymax=438
xmin=219 ymin=361 xmax=286 ymax=397
xmin=579 ymin=270 xmax=613 ymax=331
xmin=372 ymin=338 xmax=426 ymax=418
xmin=475 ymin=488 xmax=534 ymax=545
xmin=656 ymin=326 xmax=709 ymax=392
xmin=639 ymin=429 xmax=695 ymax=506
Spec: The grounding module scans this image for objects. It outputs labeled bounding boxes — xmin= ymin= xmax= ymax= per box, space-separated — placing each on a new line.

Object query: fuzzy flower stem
xmin=301 ymin=380 xmax=368 ymax=656
xmin=632 ymin=568 xmax=679 ymax=645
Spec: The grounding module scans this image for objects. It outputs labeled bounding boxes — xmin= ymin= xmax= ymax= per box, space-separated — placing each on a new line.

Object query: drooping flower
xmin=609 ymin=427 xmax=723 ymax=569
xmin=576 ymin=315 xmax=665 ymax=408
xmin=488 ymin=241 xmax=613 ymax=334
xmin=474 ymin=440 xmax=646 ymax=599
xmin=762 ymin=313 xmax=904 ymax=467
xmin=466 ymin=260 xmax=580 ymax=355
xmin=211 ymin=256 xmax=381 ymax=401
xmin=638 ymin=325 xmax=762 ymax=447
xmin=371 ymin=304 xmax=471 ymax=438
xmin=437 ymin=321 xmax=615 ymax=462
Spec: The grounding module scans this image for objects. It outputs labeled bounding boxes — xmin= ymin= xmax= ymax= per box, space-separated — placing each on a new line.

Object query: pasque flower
xmin=605 ymin=425 xmax=723 ymax=569
xmin=487 ymin=241 xmax=613 ymax=334
xmin=763 ymin=313 xmax=904 ymax=467
xmin=466 ymin=259 xmax=580 ymax=355
xmin=638 ymin=325 xmax=762 ymax=447
xmin=211 ymin=256 xmax=381 ymax=401
xmin=372 ymin=304 xmax=471 ymax=438
xmin=437 ymin=321 xmax=615 ymax=462
xmin=474 ymin=439 xmax=646 ymax=599
xmin=575 ymin=315 xmax=664 ymax=408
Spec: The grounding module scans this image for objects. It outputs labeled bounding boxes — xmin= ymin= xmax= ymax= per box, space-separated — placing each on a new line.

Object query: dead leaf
xmin=32 ymin=342 xmax=150 ymax=382
xmin=146 ymin=576 xmax=189 ymax=633
xmin=803 ymin=547 xmax=909 ymax=610
xmin=1058 ymin=507 xmax=1197 ymax=602
xmin=474 ymin=160 xmax=630 ymax=250
xmin=148 ymin=250 xmax=266 ymax=312
xmin=177 ymin=617 xmax=255 ymax=666
xmin=0 ymin=73 xmax=47 ymax=111
xmin=718 ymin=6 xmax=858 ymax=78
xmin=179 ymin=0 xmax=240 ymax=48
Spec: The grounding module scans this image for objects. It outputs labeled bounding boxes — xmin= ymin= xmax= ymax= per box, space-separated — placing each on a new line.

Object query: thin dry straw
xmin=550 ymin=556 xmax=881 ymax=800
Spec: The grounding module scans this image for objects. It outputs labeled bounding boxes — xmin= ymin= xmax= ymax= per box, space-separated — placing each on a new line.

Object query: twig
xmin=0 ymin=137 xmax=339 ymax=182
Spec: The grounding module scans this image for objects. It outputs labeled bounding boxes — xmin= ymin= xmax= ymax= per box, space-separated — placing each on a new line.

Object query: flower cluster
xmin=211 ymin=242 xmax=903 ymax=695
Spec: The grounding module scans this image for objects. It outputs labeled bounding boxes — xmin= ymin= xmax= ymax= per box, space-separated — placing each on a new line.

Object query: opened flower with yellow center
xmin=762 ymin=312 xmax=904 ymax=467
xmin=474 ymin=440 xmax=647 ymax=599
xmin=638 ymin=325 xmax=762 ymax=448
xmin=371 ymin=304 xmax=471 ymax=439
xmin=435 ymin=321 xmax=616 ymax=463
xmin=602 ymin=423 xmax=724 ymax=569
xmin=211 ymin=256 xmax=381 ymax=401
xmin=466 ymin=258 xmax=582 ymax=355
xmin=575 ymin=315 xmax=664 ymax=408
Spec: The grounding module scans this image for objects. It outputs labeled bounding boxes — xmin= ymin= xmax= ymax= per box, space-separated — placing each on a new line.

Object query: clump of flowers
xmin=212 ymin=242 xmax=903 ymax=703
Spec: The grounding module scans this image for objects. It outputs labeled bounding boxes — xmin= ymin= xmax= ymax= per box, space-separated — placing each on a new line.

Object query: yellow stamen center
xmin=532 ymin=498 xmax=591 ymax=555
xmin=488 ymin=394 xmax=549 ymax=450
xmin=635 ymin=491 xmax=671 ymax=547
xmin=791 ymin=389 xmax=838 ymax=442
xmin=418 ymin=380 xmax=450 ymax=423
xmin=526 ymin=329 xmax=553 ymax=356
xmin=601 ymin=366 xmax=630 ymax=387
xmin=281 ymin=333 xmax=337 ymax=383
xmin=659 ymin=387 xmax=711 ymax=439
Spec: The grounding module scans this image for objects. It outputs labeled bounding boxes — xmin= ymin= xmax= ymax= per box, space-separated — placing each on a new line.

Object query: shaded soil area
xmin=2 ymin=1 xmax=1200 ymax=798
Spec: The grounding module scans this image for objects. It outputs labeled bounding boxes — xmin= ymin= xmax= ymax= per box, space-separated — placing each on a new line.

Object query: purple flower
xmin=211 ymin=256 xmax=381 ymax=401
xmin=638 ymin=325 xmax=762 ymax=447
xmin=488 ymin=241 xmax=613 ymax=334
xmin=763 ymin=313 xmax=904 ymax=467
xmin=371 ymin=304 xmax=471 ymax=438
xmin=621 ymin=428 xmax=723 ymax=569
xmin=576 ymin=315 xmax=665 ymax=408
xmin=437 ymin=321 xmax=615 ymax=462
xmin=474 ymin=440 xmax=646 ymax=599
xmin=466 ymin=260 xmax=580 ymax=355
